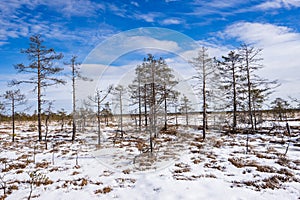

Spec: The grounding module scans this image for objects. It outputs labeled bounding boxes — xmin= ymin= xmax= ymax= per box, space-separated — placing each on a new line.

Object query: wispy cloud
xmin=130 ymin=1 xmax=139 ymax=7
xmin=255 ymin=0 xmax=300 ymax=10
xmin=0 ymin=0 xmax=116 ymax=57
xmin=160 ymin=18 xmax=183 ymax=25
xmin=134 ymin=13 xmax=161 ymax=22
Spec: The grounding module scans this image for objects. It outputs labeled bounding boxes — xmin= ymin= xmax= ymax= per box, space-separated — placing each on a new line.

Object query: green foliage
xmin=271 ymin=98 xmax=290 ymax=121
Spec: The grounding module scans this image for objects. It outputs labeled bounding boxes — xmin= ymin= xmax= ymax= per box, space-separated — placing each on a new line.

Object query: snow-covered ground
xmin=0 ymin=120 xmax=299 ymax=200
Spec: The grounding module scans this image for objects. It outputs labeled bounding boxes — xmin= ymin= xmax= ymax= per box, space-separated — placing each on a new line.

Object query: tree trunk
xmin=119 ymin=92 xmax=123 ymax=132
xmin=164 ymin=86 xmax=167 ymax=131
xmin=97 ymin=98 xmax=101 ymax=145
xmin=245 ymin=50 xmax=254 ymax=130
xmin=175 ymin=104 xmax=178 ymax=126
xmin=202 ymin=54 xmax=207 ymax=140
xmin=144 ymin=85 xmax=148 ymax=127
xmin=12 ymin=98 xmax=15 ymax=142
xmin=138 ymin=77 xmax=142 ymax=129
xmin=37 ymin=51 xmax=42 ymax=141
xmin=72 ymin=60 xmax=76 ymax=141
xmin=232 ymin=62 xmax=237 ymax=134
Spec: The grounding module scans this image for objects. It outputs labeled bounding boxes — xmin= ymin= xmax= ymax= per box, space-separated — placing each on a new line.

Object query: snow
xmin=0 ymin=120 xmax=299 ymax=200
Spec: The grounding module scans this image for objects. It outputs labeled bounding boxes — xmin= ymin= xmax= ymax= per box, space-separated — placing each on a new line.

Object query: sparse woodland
xmin=0 ymin=35 xmax=299 ymax=199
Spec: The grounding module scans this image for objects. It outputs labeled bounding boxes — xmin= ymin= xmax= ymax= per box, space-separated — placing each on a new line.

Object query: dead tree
xmin=65 ymin=55 xmax=91 ymax=141
xmin=88 ymin=86 xmax=112 ymax=145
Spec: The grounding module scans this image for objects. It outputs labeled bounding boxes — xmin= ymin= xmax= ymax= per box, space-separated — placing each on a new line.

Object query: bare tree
xmin=113 ymin=85 xmax=126 ymax=133
xmin=2 ymin=89 xmax=26 ymax=142
xmin=44 ymin=101 xmax=54 ymax=149
xmin=11 ymin=35 xmax=65 ymax=141
xmin=190 ymin=46 xmax=217 ymax=139
xmin=65 ymin=55 xmax=91 ymax=141
xmin=88 ymin=86 xmax=112 ymax=145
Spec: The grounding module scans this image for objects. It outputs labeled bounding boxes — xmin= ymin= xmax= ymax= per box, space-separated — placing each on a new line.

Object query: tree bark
xmin=72 ymin=59 xmax=76 ymax=141
xmin=37 ymin=49 xmax=42 ymax=141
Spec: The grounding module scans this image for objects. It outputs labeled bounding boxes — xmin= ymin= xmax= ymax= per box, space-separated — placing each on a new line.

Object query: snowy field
xmin=0 ymin=118 xmax=299 ymax=200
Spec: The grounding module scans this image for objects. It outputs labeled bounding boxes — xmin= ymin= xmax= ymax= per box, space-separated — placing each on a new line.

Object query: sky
xmin=0 ymin=0 xmax=300 ymax=113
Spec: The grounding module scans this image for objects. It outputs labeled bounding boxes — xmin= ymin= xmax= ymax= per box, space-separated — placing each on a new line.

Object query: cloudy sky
xmin=0 ymin=0 xmax=300 ymax=112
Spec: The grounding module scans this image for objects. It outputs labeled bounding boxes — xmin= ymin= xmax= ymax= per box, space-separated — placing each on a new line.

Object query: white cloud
xmin=161 ymin=18 xmax=182 ymax=25
xmin=86 ymin=35 xmax=181 ymax=65
xmin=255 ymin=0 xmax=300 ymax=10
xmin=134 ymin=13 xmax=161 ymax=22
xmin=255 ymin=1 xmax=282 ymax=9
xmin=224 ymin=22 xmax=300 ymax=46
xmin=223 ymin=22 xmax=300 ymax=99
xmin=0 ymin=0 xmax=109 ymax=47
xmin=130 ymin=1 xmax=139 ymax=7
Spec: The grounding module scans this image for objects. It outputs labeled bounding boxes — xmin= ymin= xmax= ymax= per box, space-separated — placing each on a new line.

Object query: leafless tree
xmin=88 ymin=86 xmax=112 ymax=145
xmin=65 ymin=55 xmax=91 ymax=141
xmin=113 ymin=85 xmax=126 ymax=133
xmin=190 ymin=46 xmax=218 ymax=139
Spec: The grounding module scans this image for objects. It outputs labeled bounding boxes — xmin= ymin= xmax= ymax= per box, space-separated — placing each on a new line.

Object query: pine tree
xmin=218 ymin=51 xmax=241 ymax=134
xmin=271 ymin=98 xmax=290 ymax=121
xmin=2 ymin=89 xmax=26 ymax=142
xmin=239 ymin=44 xmax=278 ymax=129
xmin=190 ymin=46 xmax=217 ymax=139
xmin=12 ymin=35 xmax=65 ymax=141
xmin=179 ymin=95 xmax=193 ymax=126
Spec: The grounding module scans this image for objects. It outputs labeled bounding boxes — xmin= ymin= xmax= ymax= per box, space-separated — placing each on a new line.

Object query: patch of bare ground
xmin=228 ymin=157 xmax=259 ymax=168
xmin=204 ymin=162 xmax=226 ymax=171
xmin=172 ymin=162 xmax=216 ymax=180
xmin=255 ymin=152 xmax=276 ymax=159
xmin=94 ymin=186 xmax=113 ymax=194
xmin=232 ymin=174 xmax=296 ymax=191
xmin=115 ymin=178 xmax=136 ymax=188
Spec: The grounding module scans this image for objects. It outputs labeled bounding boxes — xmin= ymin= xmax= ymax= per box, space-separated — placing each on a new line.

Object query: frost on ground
xmin=0 ymin=120 xmax=299 ymax=200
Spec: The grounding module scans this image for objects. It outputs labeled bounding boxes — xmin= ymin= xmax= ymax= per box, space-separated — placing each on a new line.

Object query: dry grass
xmin=256 ymin=165 xmax=276 ymax=173
xmin=94 ymin=186 xmax=112 ymax=194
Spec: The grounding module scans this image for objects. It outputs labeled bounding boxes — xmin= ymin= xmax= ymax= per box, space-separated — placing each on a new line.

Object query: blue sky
xmin=1 ymin=0 xmax=300 ymax=112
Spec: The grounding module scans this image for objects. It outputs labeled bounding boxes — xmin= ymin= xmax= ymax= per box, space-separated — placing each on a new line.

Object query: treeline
xmin=0 ymin=112 xmax=72 ymax=122
xmin=1 ymin=34 xmax=300 ymax=144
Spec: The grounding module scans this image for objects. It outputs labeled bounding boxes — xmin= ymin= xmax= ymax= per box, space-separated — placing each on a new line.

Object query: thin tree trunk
xmin=202 ymin=52 xmax=207 ymax=140
xmin=37 ymin=51 xmax=42 ymax=141
xmin=245 ymin=50 xmax=254 ymax=130
xmin=97 ymin=97 xmax=101 ymax=145
xmin=175 ymin=104 xmax=178 ymax=126
xmin=138 ymin=75 xmax=142 ymax=129
xmin=232 ymin=62 xmax=237 ymax=134
xmin=72 ymin=60 xmax=76 ymax=141
xmin=12 ymin=98 xmax=15 ymax=142
xmin=138 ymin=86 xmax=141 ymax=129
xmin=119 ymin=91 xmax=123 ymax=133
xmin=164 ymin=86 xmax=167 ymax=131
xmin=144 ymin=85 xmax=148 ymax=127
